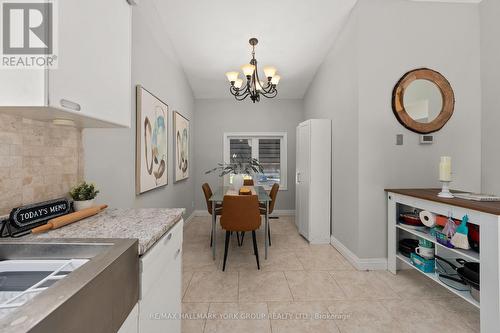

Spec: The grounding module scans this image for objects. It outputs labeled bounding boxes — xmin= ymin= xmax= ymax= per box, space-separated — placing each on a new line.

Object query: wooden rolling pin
xmin=32 ymin=205 xmax=108 ymax=234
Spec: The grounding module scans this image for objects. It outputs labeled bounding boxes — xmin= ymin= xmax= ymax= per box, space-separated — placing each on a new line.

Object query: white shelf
xmin=396 ymin=224 xmax=480 ymax=262
xmin=396 ymin=253 xmax=480 ymax=308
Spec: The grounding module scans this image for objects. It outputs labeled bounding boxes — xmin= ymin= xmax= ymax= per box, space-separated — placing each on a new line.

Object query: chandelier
xmin=225 ymin=38 xmax=281 ymax=103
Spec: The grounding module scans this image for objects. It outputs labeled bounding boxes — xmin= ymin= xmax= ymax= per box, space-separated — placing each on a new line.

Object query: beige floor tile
xmin=182 ymin=271 xmax=194 ymax=298
xmin=330 ymin=271 xmax=400 ymax=300
xmin=181 ymin=302 xmax=209 ymax=333
xmin=182 ymin=246 xmax=220 ymax=272
xmin=239 ymin=271 xmax=293 ymax=302
xmin=268 ymin=301 xmax=340 ymax=333
xmin=327 ymin=300 xmax=403 ymax=333
xmin=260 ymin=250 xmax=303 ymax=271
xmin=183 ymin=271 xmax=238 ymax=302
xmin=267 ymin=218 xmax=299 ymax=235
xmin=398 ymin=319 xmax=476 ymax=333
xmin=219 ymin=251 xmax=261 ymax=272
xmin=271 ymin=234 xmax=310 ymax=250
xmin=285 ymin=271 xmax=346 ymax=301
xmin=373 ymin=269 xmax=454 ymax=299
xmin=295 ymin=246 xmax=354 ymax=271
xmin=431 ymin=298 xmax=480 ymax=332
xmin=181 ymin=216 xmax=473 ymax=332
xmin=204 ymin=302 xmax=271 ymax=333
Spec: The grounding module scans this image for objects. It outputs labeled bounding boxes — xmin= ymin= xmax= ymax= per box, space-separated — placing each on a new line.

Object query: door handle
xmin=296 ymin=172 xmax=301 ymax=184
xmin=60 ymin=99 xmax=81 ymax=111
xmin=164 ymin=232 xmax=173 ymax=245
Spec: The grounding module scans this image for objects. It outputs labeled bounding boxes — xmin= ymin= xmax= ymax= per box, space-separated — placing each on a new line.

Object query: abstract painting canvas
xmin=136 ymin=85 xmax=168 ymax=194
xmin=174 ymin=111 xmax=189 ymax=182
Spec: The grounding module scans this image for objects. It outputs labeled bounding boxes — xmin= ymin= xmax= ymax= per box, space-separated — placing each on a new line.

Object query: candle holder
xmin=438 ymin=181 xmax=454 ymax=198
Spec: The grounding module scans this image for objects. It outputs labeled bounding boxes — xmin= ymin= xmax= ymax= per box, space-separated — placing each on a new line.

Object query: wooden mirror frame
xmin=392 ymin=68 xmax=455 ymax=134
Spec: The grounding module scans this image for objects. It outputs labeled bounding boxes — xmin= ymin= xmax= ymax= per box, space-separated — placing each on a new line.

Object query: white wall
xmin=480 ymin=0 xmax=500 ymax=195
xmin=357 ymin=0 xmax=482 ymax=258
xmin=304 ymin=8 xmax=360 ymax=256
xmin=305 ymin=0 xmax=482 ymax=259
xmin=83 ymin=2 xmax=195 ymax=215
xmin=194 ymin=99 xmax=303 ymax=211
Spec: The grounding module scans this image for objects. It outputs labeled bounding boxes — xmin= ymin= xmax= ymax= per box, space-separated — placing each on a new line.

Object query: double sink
xmin=0 ymin=239 xmax=138 ymax=333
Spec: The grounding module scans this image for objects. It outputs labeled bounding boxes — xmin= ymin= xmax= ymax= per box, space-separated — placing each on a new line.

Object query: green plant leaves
xmin=69 ymin=181 xmax=99 ymax=201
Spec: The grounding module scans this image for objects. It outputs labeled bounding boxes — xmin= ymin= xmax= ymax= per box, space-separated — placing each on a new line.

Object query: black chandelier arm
xmin=253 ymin=65 xmax=275 ymax=93
xmin=261 ymin=83 xmax=275 ymax=94
xmin=229 ymin=86 xmax=252 ymax=101
xmin=260 ymin=88 xmax=278 ymax=99
xmin=235 ymin=91 xmax=251 ymax=101
xmin=229 ymin=81 xmax=251 ymax=96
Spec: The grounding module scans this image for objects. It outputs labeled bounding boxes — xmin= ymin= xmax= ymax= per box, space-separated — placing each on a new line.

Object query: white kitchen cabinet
xmin=0 ymin=0 xmax=131 ymax=128
xmin=295 ymin=119 xmax=331 ymax=244
xmin=138 ymin=220 xmax=183 ymax=333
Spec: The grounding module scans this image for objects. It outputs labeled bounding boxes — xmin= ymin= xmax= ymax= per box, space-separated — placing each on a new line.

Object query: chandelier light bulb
xmin=263 ymin=66 xmax=277 ymax=79
xmin=241 ymin=64 xmax=256 ymax=77
xmin=271 ymin=75 xmax=281 ymax=85
xmin=225 ymin=71 xmax=239 ymax=83
xmin=234 ymin=78 xmax=243 ymax=89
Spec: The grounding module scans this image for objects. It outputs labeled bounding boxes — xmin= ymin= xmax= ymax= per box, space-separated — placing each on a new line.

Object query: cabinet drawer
xmin=140 ymin=220 xmax=183 ymax=298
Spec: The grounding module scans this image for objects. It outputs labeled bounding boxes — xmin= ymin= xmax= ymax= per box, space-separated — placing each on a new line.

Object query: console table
xmin=386 ymin=188 xmax=500 ymax=332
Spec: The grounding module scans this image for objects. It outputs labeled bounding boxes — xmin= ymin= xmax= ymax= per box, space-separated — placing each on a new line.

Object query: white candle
xmin=439 ymin=156 xmax=452 ymax=182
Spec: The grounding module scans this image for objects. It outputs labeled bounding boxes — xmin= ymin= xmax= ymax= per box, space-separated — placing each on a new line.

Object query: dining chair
xmin=243 ymin=179 xmax=254 ymax=186
xmin=239 ymin=183 xmax=279 ymax=248
xmin=202 ymin=183 xmax=222 ymax=247
xmin=260 ymin=183 xmax=279 ymax=246
xmin=220 ymin=195 xmax=261 ymax=271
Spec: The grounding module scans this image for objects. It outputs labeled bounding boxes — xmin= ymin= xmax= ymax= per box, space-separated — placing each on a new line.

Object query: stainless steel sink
xmin=0 ymin=239 xmax=138 ymax=333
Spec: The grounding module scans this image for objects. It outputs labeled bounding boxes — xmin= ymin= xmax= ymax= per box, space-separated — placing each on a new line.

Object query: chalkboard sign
xmin=9 ymin=198 xmax=71 ymax=228
xmin=0 ymin=198 xmax=72 ymax=238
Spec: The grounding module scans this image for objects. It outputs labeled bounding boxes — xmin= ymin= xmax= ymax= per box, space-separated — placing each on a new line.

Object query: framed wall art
xmin=136 ymin=85 xmax=168 ymax=194
xmin=174 ymin=111 xmax=189 ymax=182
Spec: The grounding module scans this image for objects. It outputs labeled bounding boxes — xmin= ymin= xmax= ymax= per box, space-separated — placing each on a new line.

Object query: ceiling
xmin=151 ymin=0 xmax=358 ymax=99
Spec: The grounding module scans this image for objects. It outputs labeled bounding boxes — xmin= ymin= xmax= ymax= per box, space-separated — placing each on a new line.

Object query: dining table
xmin=209 ymin=186 xmax=272 ymax=260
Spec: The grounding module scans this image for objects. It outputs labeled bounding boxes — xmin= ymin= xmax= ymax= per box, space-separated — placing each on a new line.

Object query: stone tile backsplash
xmin=0 ymin=114 xmax=83 ymax=215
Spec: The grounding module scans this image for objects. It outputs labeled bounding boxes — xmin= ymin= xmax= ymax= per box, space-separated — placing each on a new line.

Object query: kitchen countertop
xmin=24 ymin=208 xmax=185 ymax=255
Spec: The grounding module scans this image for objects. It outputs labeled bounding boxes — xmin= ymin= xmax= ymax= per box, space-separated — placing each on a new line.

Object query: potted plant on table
xmin=69 ymin=182 xmax=99 ymax=211
xmin=205 ymin=155 xmax=264 ymax=191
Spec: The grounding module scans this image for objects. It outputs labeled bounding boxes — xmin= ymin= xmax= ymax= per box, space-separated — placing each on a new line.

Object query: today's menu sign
xmin=9 ymin=198 xmax=71 ymax=228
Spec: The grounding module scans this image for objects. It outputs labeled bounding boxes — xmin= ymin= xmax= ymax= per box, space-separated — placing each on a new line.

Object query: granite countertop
xmin=24 ymin=208 xmax=185 ymax=255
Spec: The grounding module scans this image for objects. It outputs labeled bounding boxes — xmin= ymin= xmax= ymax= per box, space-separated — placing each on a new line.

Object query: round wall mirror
xmin=392 ymin=68 xmax=454 ymax=134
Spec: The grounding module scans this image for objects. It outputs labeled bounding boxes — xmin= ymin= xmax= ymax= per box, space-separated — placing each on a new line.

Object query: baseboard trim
xmin=183 ymin=211 xmax=197 ymax=225
xmin=330 ymin=235 xmax=387 ymax=271
xmin=272 ymin=210 xmax=295 ymax=216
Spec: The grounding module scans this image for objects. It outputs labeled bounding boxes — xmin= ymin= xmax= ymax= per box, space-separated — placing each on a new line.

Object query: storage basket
xmin=410 ymin=253 xmax=435 ymax=273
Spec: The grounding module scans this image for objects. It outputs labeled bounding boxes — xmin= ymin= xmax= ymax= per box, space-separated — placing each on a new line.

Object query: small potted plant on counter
xmin=205 ymin=155 xmax=264 ymax=191
xmin=70 ymin=181 xmax=99 ymax=211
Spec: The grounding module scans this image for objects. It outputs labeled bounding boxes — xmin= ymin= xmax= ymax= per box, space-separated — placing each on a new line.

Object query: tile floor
xmin=181 ymin=216 xmax=480 ymax=333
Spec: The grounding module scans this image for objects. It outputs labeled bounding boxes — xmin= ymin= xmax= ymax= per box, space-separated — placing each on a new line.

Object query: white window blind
xmin=223 ymin=133 xmax=287 ymax=190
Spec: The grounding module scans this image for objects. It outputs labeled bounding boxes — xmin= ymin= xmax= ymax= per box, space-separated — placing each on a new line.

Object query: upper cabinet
xmin=0 ymin=0 xmax=131 ymax=128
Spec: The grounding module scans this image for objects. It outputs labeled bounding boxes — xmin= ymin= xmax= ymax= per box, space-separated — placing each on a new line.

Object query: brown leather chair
xmin=202 ymin=183 xmax=222 ymax=247
xmin=220 ymin=195 xmax=261 ymax=271
xmin=243 ymin=179 xmax=254 ymax=186
xmin=260 ymin=183 xmax=279 ymax=246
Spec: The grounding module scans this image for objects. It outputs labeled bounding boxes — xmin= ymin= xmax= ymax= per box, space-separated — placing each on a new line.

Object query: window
xmin=223 ymin=132 xmax=287 ymax=190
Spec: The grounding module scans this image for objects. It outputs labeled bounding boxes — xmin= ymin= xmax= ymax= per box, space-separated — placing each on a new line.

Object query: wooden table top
xmin=385 ymin=188 xmax=500 ymax=216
